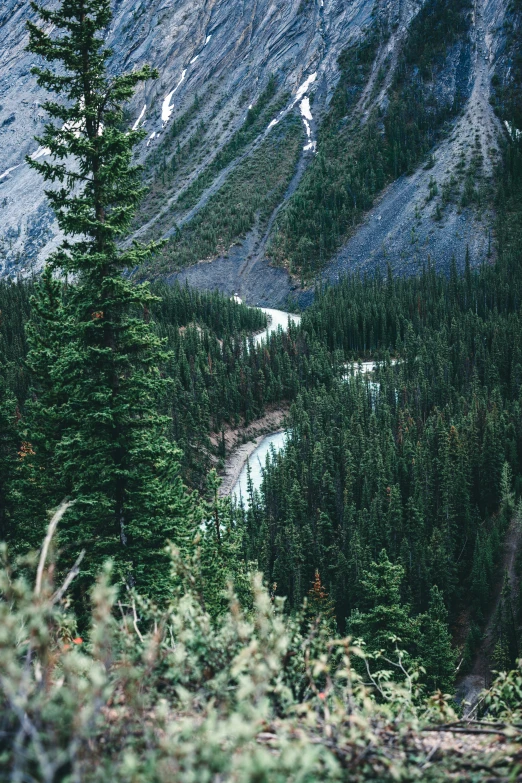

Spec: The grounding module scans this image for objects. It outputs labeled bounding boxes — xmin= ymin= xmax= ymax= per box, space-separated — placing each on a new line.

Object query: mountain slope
xmin=0 ymin=0 xmax=376 ymax=277
xmin=0 ymin=0 xmax=519 ymax=305
xmin=327 ymin=0 xmax=507 ymax=282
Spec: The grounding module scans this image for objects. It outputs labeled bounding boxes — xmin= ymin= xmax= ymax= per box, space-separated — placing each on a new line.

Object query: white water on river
xmin=231 ymin=430 xmax=287 ymax=504
xmin=229 ymin=308 xmax=397 ymax=502
xmin=254 ymin=308 xmax=301 ymax=345
xmin=229 ymin=307 xmax=300 ymax=502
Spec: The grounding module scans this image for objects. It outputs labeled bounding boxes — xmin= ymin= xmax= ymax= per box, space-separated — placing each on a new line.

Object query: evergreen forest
xmin=1 ymin=0 xmax=522 ymax=780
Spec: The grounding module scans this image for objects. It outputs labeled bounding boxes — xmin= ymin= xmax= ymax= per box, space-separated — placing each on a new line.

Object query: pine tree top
xmin=27 ymin=0 xmax=159 ymax=275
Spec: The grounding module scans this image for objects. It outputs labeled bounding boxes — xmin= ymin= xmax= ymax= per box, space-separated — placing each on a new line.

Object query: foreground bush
xmin=1 ymin=506 xmax=521 ymax=782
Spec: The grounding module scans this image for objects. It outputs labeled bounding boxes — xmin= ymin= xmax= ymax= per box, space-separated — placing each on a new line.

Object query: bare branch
xmin=364 ymin=657 xmax=387 ymax=700
xmin=421 ymin=726 xmax=514 ymax=736
xmin=35 ymin=501 xmax=73 ymax=597
xmin=51 ymin=549 xmax=85 ymax=604
xmin=131 ymin=597 xmax=144 ymax=643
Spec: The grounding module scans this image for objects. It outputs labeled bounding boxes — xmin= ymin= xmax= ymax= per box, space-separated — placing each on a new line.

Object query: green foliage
xmin=348 ymin=551 xmax=418 ymax=664
xmin=484 ymin=660 xmax=522 ymax=722
xmin=1 ymin=13 xmax=522 ymax=768
xmin=238 ymin=149 xmax=522 ymax=671
xmin=0 ymin=274 xmax=333 ymax=492
xmin=174 ymin=76 xmax=285 ymax=211
xmin=402 ymin=0 xmax=472 ymax=77
xmin=14 ymin=268 xmax=71 ymax=543
xmin=269 ymin=0 xmax=472 ymax=279
xmin=134 ymin=79 xmax=288 ymax=234
xmin=489 ymin=572 xmax=520 ymax=673
xmin=150 ymin=280 xmax=267 ymax=337
xmin=22 ymin=0 xmax=190 ymax=603
xmin=134 ymin=100 xmax=209 ymax=228
xmin=3 ymin=128 xmax=522 ymax=682
xmin=417 ymin=586 xmax=457 ymax=694
xmin=242 ymin=311 xmax=521 ymax=629
xmin=268 ymin=35 xmax=379 ymax=277
xmin=0 ymin=521 xmax=520 ymax=782
xmin=0 ymin=377 xmax=19 ymax=543
xmin=0 ymin=277 xmax=32 ymax=400
xmin=348 ymin=555 xmax=456 ymax=694
xmin=148 ymin=115 xmax=303 ymax=273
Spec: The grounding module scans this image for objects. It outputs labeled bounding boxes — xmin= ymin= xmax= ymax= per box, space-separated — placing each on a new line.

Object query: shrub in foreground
xmin=1 ymin=505 xmax=521 ymax=782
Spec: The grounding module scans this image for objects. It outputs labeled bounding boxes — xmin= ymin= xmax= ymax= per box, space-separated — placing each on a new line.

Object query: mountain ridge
xmin=0 ymin=0 xmax=519 ymax=306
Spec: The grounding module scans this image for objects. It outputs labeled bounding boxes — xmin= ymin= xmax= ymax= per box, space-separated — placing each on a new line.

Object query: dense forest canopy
xmin=1 ymin=0 xmax=522 ymax=779
xmin=2 ymin=132 xmax=522 ymax=672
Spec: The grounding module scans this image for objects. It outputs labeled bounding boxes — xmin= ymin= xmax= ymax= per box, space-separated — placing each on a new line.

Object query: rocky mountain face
xmin=0 ymin=0 xmax=518 ymax=305
xmin=326 ymin=0 xmax=509 ymax=284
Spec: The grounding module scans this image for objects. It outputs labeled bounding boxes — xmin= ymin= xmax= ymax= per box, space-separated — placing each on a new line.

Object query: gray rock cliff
xmin=0 ymin=0 xmax=515 ymax=306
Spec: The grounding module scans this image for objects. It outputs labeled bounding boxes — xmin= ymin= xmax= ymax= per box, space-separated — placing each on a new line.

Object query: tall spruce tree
xmin=417 ymin=586 xmax=457 ymax=694
xmin=14 ymin=267 xmax=70 ymax=545
xmin=347 ymin=550 xmax=417 ymax=663
xmin=25 ymin=0 xmax=191 ymax=600
xmin=0 ymin=368 xmax=19 ymax=542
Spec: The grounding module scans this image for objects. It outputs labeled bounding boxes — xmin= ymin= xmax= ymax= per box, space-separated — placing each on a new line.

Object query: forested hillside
xmin=268 ymin=0 xmax=474 ymax=277
xmin=2 ymin=0 xmax=520 ymax=303
xmin=1 ymin=0 xmax=522 ymax=780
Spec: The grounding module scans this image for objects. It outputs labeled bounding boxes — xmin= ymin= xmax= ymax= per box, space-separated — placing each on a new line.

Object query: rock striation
xmin=0 ymin=0 xmax=377 ymax=276
xmin=0 ymin=0 xmax=515 ymax=305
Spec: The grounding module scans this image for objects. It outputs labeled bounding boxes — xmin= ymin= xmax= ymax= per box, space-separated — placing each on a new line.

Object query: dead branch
xmin=131 ymin=597 xmax=144 ymax=643
xmin=51 ymin=549 xmax=85 ymax=605
xmin=35 ymin=501 xmax=73 ymax=597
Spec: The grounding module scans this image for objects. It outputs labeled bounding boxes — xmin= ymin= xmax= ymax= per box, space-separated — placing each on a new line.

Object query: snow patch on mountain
xmin=299 ymin=96 xmax=316 ymax=152
xmin=0 ymin=164 xmax=21 ymax=181
xmin=293 ymin=73 xmax=317 ymax=106
xmin=161 ymin=70 xmax=187 ymax=125
xmin=505 ymin=120 xmax=521 ymax=140
xmin=132 ymin=104 xmax=147 ymax=130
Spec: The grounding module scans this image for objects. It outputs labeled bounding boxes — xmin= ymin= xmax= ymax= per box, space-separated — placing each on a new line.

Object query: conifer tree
xmin=13 ymin=267 xmax=70 ymax=539
xmin=197 ymin=469 xmax=254 ymax=618
xmin=348 ymin=549 xmax=416 ymax=661
xmin=306 ymin=570 xmax=336 ymax=627
xmin=417 ymin=586 xmax=457 ymax=694
xmin=0 ymin=371 xmax=19 ymax=542
xmin=25 ymin=0 xmax=190 ymax=599
xmin=500 ymin=461 xmax=515 ymax=520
